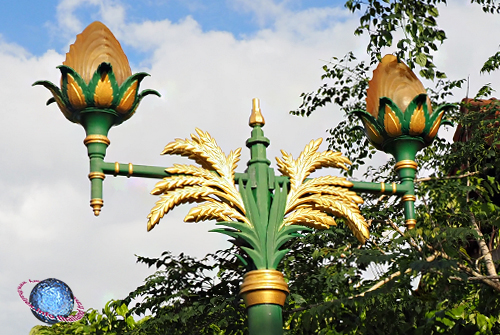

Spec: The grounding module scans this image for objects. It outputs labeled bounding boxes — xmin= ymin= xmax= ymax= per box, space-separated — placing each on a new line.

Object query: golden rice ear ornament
xmin=63 ymin=21 xmax=131 ymax=85
xmin=366 ymin=54 xmax=431 ymax=117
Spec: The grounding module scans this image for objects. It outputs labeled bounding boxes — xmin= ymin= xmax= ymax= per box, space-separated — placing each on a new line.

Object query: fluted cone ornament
xmin=34 ymin=21 xmax=159 ymax=126
xmin=353 ymin=54 xmax=454 ymax=151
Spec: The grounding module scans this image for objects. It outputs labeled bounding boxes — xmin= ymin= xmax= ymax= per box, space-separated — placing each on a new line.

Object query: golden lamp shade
xmin=366 ymin=54 xmax=432 ymax=118
xmin=63 ymin=21 xmax=131 ymax=86
xmin=351 ymin=54 xmax=455 ymax=151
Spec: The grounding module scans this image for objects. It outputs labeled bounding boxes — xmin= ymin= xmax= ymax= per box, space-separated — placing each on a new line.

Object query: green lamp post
xmin=350 ymin=54 xmax=455 ymax=229
xmin=35 ymin=22 xmax=453 ymax=335
xmin=33 ymin=21 xmax=160 ymax=215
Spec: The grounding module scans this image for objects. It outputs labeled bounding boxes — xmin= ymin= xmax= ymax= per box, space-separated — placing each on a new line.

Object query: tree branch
xmin=386 ymin=218 xmax=422 ymax=253
xmin=450 ymin=275 xmax=500 ymax=281
xmin=355 ymin=253 xmax=437 ymax=298
xmin=470 ymin=212 xmax=499 ymax=281
xmin=416 ymin=171 xmax=480 ymax=183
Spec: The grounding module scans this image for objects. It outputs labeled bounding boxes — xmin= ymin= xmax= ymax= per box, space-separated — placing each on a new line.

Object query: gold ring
xmin=402 ymin=195 xmax=417 ymax=202
xmin=392 ymin=182 xmax=397 ymax=194
xmin=114 ymin=162 xmax=120 ymax=176
xmin=127 ymin=163 xmax=133 ymax=177
xmin=395 ymin=160 xmax=418 ymax=171
xmin=380 ymin=182 xmax=385 ymax=193
xmin=83 ymin=135 xmax=110 ymax=146
xmin=240 ymin=270 xmax=289 ymax=307
xmin=88 ymin=172 xmax=105 ymax=180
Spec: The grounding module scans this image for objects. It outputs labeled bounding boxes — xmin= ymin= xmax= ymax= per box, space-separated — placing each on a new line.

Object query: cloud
xmin=231 ymin=0 xmax=288 ymax=27
xmin=49 ymin=0 xmax=127 ymax=46
xmin=434 ymin=0 xmax=500 ymax=96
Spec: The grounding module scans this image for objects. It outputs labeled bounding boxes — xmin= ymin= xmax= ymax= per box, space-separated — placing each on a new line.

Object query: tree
xmin=34 ymin=1 xmax=500 ymax=334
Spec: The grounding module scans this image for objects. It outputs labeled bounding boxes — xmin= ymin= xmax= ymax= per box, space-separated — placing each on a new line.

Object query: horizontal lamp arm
xmin=99 ymin=160 xmax=413 ymax=197
xmin=100 ymin=161 xmax=291 ymax=185
xmin=350 ymin=180 xmax=412 ymax=196
xmin=101 ymin=162 xmax=171 ymax=179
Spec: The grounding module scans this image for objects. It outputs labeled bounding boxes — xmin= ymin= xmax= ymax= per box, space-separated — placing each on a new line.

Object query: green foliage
xmin=32 ymin=250 xmax=247 ymax=335
xmin=29 ymin=300 xmax=148 ymax=335
xmin=345 ymin=0 xmax=448 ymax=79
xmin=121 ymin=249 xmax=247 ymax=334
xmin=481 ymin=50 xmax=500 ymax=74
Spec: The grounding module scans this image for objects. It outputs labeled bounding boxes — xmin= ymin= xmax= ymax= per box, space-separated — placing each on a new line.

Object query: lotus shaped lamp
xmin=34 ymin=21 xmax=159 ymax=127
xmin=353 ymin=54 xmax=454 ymax=158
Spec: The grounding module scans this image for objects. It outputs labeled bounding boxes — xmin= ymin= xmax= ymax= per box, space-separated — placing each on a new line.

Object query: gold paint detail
xmin=276 ymin=138 xmax=370 ymax=243
xmin=362 ymin=118 xmax=384 ymax=144
xmin=90 ymin=198 xmax=104 ymax=216
xmin=384 ymin=106 xmax=402 ymax=137
xmin=64 ymin=21 xmax=131 ymax=85
xmin=83 ymin=135 xmax=110 ymax=146
xmin=394 ymin=160 xmax=418 ymax=171
xmin=66 ymin=74 xmax=87 ymax=110
xmin=239 ymin=270 xmax=289 ymax=307
xmin=392 ymin=183 xmax=397 ymax=194
xmin=128 ymin=163 xmax=133 ymax=178
xmin=249 ymin=98 xmax=265 ymax=126
xmin=94 ymin=74 xmax=114 ymax=107
xmin=88 ymin=172 xmax=105 ymax=180
xmin=380 ymin=182 xmax=385 ymax=193
xmin=116 ymin=81 xmax=138 ymax=114
xmin=402 ymin=195 xmax=417 ymax=202
xmin=406 ymin=219 xmax=417 ymax=230
xmin=409 ymin=104 xmax=426 ymax=135
xmin=114 ymin=162 xmax=120 ymax=176
xmin=147 ymin=129 xmax=247 ymax=231
xmin=426 ymin=111 xmax=445 ymax=141
xmin=366 ymin=54 xmax=431 ymax=118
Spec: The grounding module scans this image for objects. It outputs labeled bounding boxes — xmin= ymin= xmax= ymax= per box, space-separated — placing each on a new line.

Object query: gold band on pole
xmin=405 ymin=219 xmax=417 ymax=229
xmin=394 ymin=160 xmax=418 ymax=171
xmin=392 ymin=182 xmax=397 ymax=194
xmin=240 ymin=270 xmax=289 ymax=308
xmin=90 ymin=198 xmax=104 ymax=216
xmin=114 ymin=162 xmax=120 ymax=176
xmin=83 ymin=135 xmax=110 ymax=146
xmin=88 ymin=172 xmax=105 ymax=180
xmin=402 ymin=195 xmax=416 ymax=202
xmin=127 ymin=163 xmax=133 ymax=177
xmin=380 ymin=182 xmax=385 ymax=193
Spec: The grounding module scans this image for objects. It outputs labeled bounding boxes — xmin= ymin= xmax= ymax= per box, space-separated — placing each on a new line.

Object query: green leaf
xmin=416 ymin=53 xmax=428 ymax=67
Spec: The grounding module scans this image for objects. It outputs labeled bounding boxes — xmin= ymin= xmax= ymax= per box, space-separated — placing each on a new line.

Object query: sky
xmin=1 ymin=0 xmax=500 ymax=334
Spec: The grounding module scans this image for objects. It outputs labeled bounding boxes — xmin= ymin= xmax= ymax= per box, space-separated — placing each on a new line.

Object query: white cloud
xmin=434 ymin=0 xmax=500 ymax=96
xmin=231 ymin=0 xmax=288 ymax=27
xmin=50 ymin=0 xmax=127 ymax=46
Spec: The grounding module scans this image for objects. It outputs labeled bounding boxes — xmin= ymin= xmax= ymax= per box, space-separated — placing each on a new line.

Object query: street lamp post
xmin=35 ymin=22 xmax=454 ymax=335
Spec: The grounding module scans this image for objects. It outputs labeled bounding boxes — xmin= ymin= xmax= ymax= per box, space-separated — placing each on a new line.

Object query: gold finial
xmin=249 ymin=98 xmax=265 ymax=126
xmin=90 ymin=199 xmax=104 ymax=216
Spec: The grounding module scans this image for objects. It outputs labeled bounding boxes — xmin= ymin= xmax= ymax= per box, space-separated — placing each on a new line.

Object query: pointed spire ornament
xmin=249 ymin=98 xmax=265 ymax=126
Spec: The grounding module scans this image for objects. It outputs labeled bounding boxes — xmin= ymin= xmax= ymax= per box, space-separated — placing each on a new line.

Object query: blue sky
xmin=1 ymin=1 xmax=500 ymax=334
xmin=1 ymin=0 xmax=347 ymax=57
